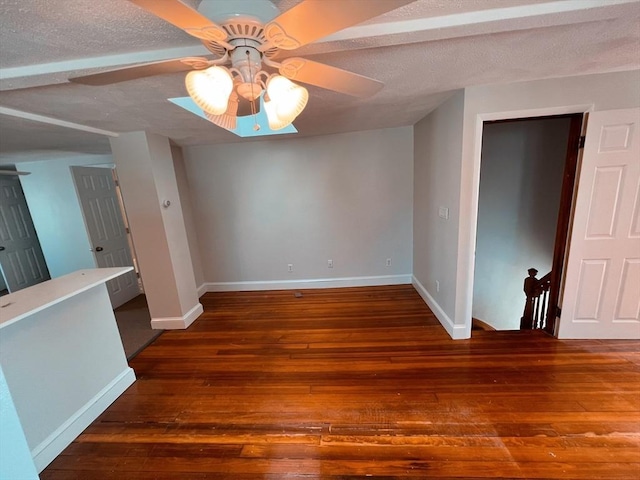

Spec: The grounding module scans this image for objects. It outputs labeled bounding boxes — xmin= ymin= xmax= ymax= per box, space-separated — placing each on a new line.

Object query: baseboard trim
xmin=204 ymin=275 xmax=412 ymax=292
xmin=32 ymin=367 xmax=135 ymax=472
xmin=196 ymin=283 xmax=207 ymax=298
xmin=412 ymin=276 xmax=467 ymax=340
xmin=150 ymin=302 xmax=204 ymax=330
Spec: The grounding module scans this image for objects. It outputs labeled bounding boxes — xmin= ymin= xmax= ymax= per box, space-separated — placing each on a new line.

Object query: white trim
xmin=0 ymin=107 xmax=119 ymax=137
xmin=323 ymin=0 xmax=635 ymax=43
xmin=412 ymin=276 xmax=467 ymax=340
xmin=476 ymin=104 xmax=594 ymax=123
xmin=150 ymin=302 xmax=204 ymax=329
xmin=197 ymin=283 xmax=207 ymax=298
xmin=204 ymin=274 xmax=412 ymax=292
xmin=32 ymin=368 xmax=135 ymax=472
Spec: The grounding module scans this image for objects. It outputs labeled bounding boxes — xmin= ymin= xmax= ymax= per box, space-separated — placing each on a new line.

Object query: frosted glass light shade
xmin=264 ymin=96 xmax=290 ymax=131
xmin=264 ymin=75 xmax=308 ymax=130
xmin=185 ymin=66 xmax=234 ymax=116
xmin=204 ymin=92 xmax=239 ymax=130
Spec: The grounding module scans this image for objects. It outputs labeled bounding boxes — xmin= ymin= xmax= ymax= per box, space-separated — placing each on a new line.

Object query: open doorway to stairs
xmin=471 ymin=113 xmax=583 ymax=333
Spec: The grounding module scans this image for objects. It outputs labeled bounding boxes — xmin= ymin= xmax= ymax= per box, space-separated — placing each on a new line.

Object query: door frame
xmin=544 ymin=114 xmax=584 ymax=334
xmin=471 ymin=113 xmax=584 ymax=334
xmin=464 ymin=104 xmax=594 ymax=337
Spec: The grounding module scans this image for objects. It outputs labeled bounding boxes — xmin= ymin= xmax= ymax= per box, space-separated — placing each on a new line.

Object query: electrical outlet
xmin=386 ymin=258 xmax=392 ymax=267
xmin=328 ymin=259 xmax=333 ymax=268
xmin=436 ymin=280 xmax=440 ymax=292
xmin=287 ymin=263 xmax=293 ymax=273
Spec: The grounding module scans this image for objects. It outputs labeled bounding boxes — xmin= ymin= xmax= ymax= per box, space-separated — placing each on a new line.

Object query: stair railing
xmin=520 ymin=268 xmax=552 ymax=330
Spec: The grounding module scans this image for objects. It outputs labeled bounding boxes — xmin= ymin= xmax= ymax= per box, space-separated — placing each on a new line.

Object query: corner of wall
xmin=150 ymin=302 xmax=204 ymax=330
xmin=412 ymin=275 xmax=469 ymax=340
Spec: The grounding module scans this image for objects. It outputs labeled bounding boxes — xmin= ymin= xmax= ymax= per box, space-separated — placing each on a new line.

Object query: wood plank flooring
xmin=41 ymin=285 xmax=640 ymax=479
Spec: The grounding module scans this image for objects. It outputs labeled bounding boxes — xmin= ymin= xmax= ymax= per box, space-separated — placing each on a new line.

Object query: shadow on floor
xmin=114 ymin=295 xmax=163 ymax=360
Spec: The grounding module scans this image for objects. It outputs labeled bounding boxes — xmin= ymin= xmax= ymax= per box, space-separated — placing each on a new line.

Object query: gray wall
xmin=183 ymin=127 xmax=414 ymax=285
xmin=413 ymin=91 xmax=466 ymax=337
xmin=172 ymin=145 xmax=205 ymax=292
xmin=472 ymin=118 xmax=571 ymax=330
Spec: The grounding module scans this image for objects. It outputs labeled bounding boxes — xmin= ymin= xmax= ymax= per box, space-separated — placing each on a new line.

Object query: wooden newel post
xmin=521 ymin=268 xmax=539 ymax=330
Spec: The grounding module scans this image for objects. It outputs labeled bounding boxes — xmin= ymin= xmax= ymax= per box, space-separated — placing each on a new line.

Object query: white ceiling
xmin=1 ymin=0 xmax=639 ymax=161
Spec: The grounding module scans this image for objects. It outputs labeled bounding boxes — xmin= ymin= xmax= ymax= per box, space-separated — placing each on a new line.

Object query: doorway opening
xmin=0 ymin=170 xmax=50 ymax=295
xmin=471 ymin=113 xmax=583 ymax=333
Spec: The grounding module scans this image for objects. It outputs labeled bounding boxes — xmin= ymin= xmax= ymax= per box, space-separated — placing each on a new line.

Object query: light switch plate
xmin=438 ymin=206 xmax=449 ymax=219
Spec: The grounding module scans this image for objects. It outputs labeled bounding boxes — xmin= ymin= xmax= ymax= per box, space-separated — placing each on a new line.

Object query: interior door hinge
xmin=125 ymin=227 xmax=130 ymax=234
xmin=578 ymin=136 xmax=585 ymax=149
xmin=557 ymin=307 xmax=562 ymax=318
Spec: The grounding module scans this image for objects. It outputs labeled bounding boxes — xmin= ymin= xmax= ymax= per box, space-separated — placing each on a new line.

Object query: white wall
xmin=111 ymin=132 xmax=202 ymax=328
xmin=472 ymin=117 xmax=571 ymax=330
xmin=183 ymin=127 xmax=414 ymax=288
xmin=0 ymin=273 xmax=135 ymax=471
xmin=455 ymin=69 xmax=640 ymax=338
xmin=412 ymin=91 xmax=466 ymax=338
xmin=172 ymin=146 xmax=205 ymax=293
xmin=18 ymin=155 xmax=113 ymax=278
xmin=0 ymin=365 xmax=38 ymax=480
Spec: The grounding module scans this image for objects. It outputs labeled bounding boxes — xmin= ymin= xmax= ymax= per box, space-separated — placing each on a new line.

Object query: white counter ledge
xmin=0 ymin=267 xmax=133 ymax=329
xmin=0 ymin=267 xmax=136 ymax=476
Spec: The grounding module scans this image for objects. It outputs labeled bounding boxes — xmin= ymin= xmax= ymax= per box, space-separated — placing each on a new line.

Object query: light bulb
xmin=264 ymin=75 xmax=308 ymax=130
xmin=185 ymin=66 xmax=234 ymax=116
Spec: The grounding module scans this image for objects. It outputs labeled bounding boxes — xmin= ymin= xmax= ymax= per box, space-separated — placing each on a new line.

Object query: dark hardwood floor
xmin=41 ymin=285 xmax=640 ymax=479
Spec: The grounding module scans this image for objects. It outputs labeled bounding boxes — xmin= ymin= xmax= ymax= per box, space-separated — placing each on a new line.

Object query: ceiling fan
xmin=70 ymin=0 xmax=414 ymax=133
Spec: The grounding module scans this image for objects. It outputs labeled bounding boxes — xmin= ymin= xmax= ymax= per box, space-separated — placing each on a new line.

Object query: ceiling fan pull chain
xmin=246 ymin=50 xmax=260 ymax=131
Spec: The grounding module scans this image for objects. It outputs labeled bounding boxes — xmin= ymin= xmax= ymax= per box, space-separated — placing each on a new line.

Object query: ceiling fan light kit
xmin=185 ymin=65 xmax=234 ymax=116
xmin=70 ymin=0 xmax=415 ymax=137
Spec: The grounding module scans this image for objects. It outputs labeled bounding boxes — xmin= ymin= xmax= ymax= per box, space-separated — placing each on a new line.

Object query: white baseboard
xmin=32 ymin=368 xmax=135 ymax=472
xmin=150 ymin=302 xmax=204 ymax=329
xmin=196 ymin=283 xmax=207 ymax=298
xmin=412 ymin=276 xmax=468 ymax=340
xmin=204 ymin=274 xmax=412 ymax=292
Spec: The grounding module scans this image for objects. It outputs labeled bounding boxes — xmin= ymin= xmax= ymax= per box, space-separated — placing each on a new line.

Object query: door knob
xmin=0 ymin=246 xmax=5 ymax=251
xmin=95 ymin=246 xmax=104 ymax=252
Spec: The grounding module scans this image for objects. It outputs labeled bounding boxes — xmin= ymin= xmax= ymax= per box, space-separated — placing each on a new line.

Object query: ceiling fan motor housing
xmin=229 ymin=39 xmax=265 ymax=101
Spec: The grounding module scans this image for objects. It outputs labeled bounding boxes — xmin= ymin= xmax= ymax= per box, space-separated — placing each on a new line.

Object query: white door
xmin=559 ymin=108 xmax=640 ymax=339
xmin=72 ymin=166 xmax=140 ymax=308
xmin=0 ymin=175 xmax=50 ymax=292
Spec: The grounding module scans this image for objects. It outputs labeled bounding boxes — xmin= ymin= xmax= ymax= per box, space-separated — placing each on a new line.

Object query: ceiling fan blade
xmin=128 ymin=0 xmax=228 ymax=42
xmin=279 ymin=58 xmax=383 ymax=97
xmin=69 ymin=58 xmax=202 ymax=86
xmin=264 ymin=0 xmax=415 ymax=50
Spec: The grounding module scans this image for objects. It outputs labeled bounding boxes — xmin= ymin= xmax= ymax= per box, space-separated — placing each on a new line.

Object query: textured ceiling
xmin=1 ymin=0 xmax=639 ymax=160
